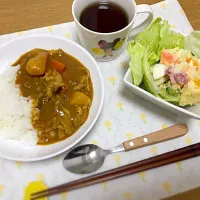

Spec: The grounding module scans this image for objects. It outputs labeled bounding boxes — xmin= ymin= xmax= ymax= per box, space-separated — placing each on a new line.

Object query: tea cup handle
xmin=129 ymin=4 xmax=153 ymax=39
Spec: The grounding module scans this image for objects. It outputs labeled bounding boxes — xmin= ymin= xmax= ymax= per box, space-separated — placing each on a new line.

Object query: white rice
xmin=0 ymin=64 xmax=38 ymax=145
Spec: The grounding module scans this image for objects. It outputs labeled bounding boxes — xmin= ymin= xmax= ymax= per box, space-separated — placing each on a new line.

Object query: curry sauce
xmin=12 ymin=49 xmax=93 ymax=145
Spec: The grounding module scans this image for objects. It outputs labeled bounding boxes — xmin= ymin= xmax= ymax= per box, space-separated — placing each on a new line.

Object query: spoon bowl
xmin=63 ymin=144 xmax=108 ymax=174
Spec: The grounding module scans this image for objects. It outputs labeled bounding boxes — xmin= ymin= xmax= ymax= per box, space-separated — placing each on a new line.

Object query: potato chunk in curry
xmin=26 ymin=51 xmax=48 ymax=76
xmin=13 ymin=49 xmax=93 ymax=145
xmin=68 ymin=91 xmax=91 ymax=105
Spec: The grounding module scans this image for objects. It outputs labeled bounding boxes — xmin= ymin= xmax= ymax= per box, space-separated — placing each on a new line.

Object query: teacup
xmin=72 ymin=0 xmax=153 ymax=62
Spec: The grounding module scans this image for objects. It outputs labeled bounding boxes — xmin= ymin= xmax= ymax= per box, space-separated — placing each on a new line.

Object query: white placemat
xmin=0 ymin=0 xmax=200 ymax=200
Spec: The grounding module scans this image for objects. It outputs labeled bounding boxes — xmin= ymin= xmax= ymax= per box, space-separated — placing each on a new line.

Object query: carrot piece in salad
xmin=186 ymin=57 xmax=192 ymax=63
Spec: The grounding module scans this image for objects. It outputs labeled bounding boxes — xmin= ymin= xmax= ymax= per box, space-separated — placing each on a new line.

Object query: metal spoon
xmin=63 ymin=124 xmax=188 ymax=174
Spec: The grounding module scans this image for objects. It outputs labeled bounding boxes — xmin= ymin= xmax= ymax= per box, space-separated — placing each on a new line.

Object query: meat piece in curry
xmin=12 ymin=49 xmax=93 ymax=145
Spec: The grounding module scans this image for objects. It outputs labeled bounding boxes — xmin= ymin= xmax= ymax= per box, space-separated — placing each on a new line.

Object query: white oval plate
xmin=0 ymin=35 xmax=104 ymax=161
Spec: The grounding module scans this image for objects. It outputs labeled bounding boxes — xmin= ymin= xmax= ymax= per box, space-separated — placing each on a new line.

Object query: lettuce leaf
xmin=127 ymin=42 xmax=145 ymax=86
xmin=159 ymin=87 xmax=181 ymax=105
xmin=185 ymin=31 xmax=200 ymax=58
xmin=159 ymin=21 xmax=184 ymax=52
xmin=134 ymin=18 xmax=162 ymax=53
xmin=127 ymin=18 xmax=162 ymax=86
xmin=143 ymin=46 xmax=158 ymax=96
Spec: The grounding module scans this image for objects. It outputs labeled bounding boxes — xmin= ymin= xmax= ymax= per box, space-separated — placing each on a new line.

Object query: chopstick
xmin=31 ymin=143 xmax=200 ymax=200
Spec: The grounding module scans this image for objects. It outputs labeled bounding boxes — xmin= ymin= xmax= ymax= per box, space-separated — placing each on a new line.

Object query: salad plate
xmin=124 ymin=18 xmax=200 ymax=119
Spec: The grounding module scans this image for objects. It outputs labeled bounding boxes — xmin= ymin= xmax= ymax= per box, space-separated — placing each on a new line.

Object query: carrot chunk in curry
xmin=12 ymin=49 xmax=93 ymax=145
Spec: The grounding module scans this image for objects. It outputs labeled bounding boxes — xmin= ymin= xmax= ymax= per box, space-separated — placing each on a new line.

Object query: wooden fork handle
xmin=123 ymin=124 xmax=188 ymax=152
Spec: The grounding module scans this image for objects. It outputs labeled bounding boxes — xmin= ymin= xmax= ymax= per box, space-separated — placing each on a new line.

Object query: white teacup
xmin=72 ymin=0 xmax=153 ymax=62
